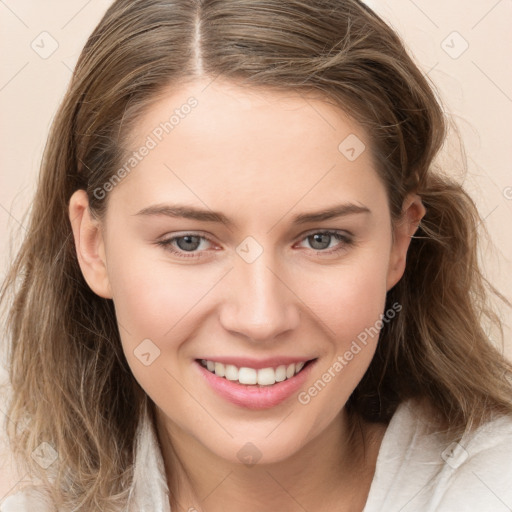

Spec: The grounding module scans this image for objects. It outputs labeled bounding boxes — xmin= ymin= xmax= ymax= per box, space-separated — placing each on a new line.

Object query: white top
xmin=2 ymin=398 xmax=512 ymax=511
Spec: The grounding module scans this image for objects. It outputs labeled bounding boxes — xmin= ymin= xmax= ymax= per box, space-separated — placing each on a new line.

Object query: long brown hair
xmin=2 ymin=0 xmax=511 ymax=509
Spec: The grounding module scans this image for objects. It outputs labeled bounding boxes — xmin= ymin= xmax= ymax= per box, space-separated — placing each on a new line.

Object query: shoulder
xmin=364 ymin=398 xmax=512 ymax=512
xmin=0 ymin=484 xmax=56 ymax=512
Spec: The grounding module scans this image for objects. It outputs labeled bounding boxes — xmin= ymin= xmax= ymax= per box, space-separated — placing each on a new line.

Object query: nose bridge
xmin=220 ymin=239 xmax=299 ymax=341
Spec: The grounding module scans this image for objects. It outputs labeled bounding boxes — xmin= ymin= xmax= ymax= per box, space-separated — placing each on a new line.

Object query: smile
xmin=195 ymin=357 xmax=317 ymax=410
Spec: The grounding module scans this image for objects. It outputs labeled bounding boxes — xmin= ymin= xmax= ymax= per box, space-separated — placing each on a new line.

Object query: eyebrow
xmin=134 ymin=202 xmax=371 ymax=227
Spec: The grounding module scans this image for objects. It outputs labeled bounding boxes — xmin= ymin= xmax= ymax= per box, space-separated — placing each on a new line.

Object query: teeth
xmin=200 ymin=360 xmax=308 ymax=386
xmin=225 ymin=364 xmax=238 ymax=381
xmin=257 ymin=368 xmax=275 ymax=386
xmin=275 ymin=365 xmax=287 ymax=382
xmin=214 ymin=362 xmax=225 ymax=377
xmin=239 ymin=367 xmax=257 ymax=385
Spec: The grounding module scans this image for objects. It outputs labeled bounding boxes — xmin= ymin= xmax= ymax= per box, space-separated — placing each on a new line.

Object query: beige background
xmin=1 ymin=0 xmax=511 ymax=501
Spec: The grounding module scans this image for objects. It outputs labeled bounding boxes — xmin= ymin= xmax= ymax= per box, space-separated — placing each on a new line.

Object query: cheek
xmin=106 ymin=238 xmax=217 ymax=338
xmin=293 ymin=258 xmax=390 ymax=428
xmin=105 ymin=249 xmax=214 ymax=406
xmin=301 ymin=249 xmax=391 ymax=346
xmin=330 ymin=269 xmax=388 ymax=341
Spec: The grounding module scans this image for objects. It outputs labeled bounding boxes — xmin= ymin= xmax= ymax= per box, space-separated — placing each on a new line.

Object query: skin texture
xmin=69 ymin=78 xmax=425 ymax=511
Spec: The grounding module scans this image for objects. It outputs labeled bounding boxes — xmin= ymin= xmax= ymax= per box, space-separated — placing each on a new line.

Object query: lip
xmin=195 ymin=358 xmax=317 ymax=410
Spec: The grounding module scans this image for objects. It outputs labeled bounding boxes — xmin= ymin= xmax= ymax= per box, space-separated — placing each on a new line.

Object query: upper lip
xmin=197 ymin=356 xmax=316 ymax=369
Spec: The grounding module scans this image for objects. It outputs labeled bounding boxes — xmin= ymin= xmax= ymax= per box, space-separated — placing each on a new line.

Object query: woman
xmin=1 ymin=0 xmax=511 ymax=510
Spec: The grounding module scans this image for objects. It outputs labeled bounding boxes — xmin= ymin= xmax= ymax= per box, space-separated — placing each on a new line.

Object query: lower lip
xmin=195 ymin=360 xmax=316 ymax=410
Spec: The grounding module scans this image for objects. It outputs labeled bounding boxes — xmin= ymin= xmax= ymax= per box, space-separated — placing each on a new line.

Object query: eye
xmin=156 ymin=233 xmax=215 ymax=259
xmin=295 ymin=230 xmax=353 ymax=255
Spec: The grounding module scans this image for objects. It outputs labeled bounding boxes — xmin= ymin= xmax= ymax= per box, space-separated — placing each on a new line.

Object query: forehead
xmin=109 ymin=78 xmax=387 ymax=224
xmin=131 ymin=78 xmax=366 ymax=158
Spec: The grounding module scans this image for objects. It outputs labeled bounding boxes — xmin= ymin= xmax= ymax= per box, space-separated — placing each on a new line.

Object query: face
xmin=70 ymin=78 xmax=421 ymax=466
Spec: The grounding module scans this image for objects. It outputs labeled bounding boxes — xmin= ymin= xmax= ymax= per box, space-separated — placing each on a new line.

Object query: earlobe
xmin=386 ymin=194 xmax=426 ymax=291
xmin=68 ymin=190 xmax=112 ymax=299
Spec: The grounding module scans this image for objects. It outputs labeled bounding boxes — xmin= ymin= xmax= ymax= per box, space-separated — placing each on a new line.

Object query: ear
xmin=68 ymin=190 xmax=112 ymax=299
xmin=386 ymin=193 xmax=426 ymax=291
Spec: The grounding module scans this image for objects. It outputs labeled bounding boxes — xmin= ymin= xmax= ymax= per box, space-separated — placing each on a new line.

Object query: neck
xmin=154 ymin=406 xmax=387 ymax=512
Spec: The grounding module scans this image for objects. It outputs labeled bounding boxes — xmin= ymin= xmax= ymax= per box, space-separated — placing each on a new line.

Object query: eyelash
xmin=155 ymin=230 xmax=354 ymax=260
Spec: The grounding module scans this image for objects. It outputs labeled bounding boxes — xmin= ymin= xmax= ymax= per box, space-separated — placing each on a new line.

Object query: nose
xmin=219 ymin=247 xmax=301 ymax=343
